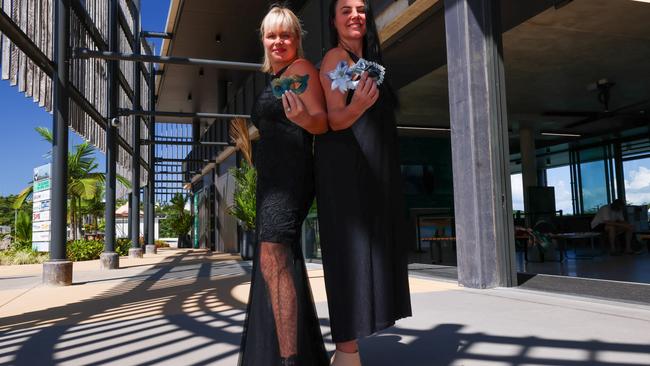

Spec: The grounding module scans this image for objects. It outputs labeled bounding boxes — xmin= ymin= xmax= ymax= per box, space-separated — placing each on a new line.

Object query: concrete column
xmin=444 ymin=0 xmax=516 ymax=288
xmin=43 ymin=0 xmax=72 ymax=286
xmin=102 ymin=0 xmax=120 ymax=269
xmin=519 ymin=126 xmax=538 ymax=214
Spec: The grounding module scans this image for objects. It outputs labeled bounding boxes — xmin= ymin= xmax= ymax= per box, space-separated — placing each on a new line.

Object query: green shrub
xmin=115 ymin=238 xmax=133 ymax=256
xmin=0 ymin=249 xmax=48 ymax=265
xmin=66 ymin=239 xmax=103 ymax=262
xmin=155 ymin=239 xmax=170 ymax=248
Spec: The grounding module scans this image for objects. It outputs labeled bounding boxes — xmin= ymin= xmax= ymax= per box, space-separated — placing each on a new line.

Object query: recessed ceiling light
xmin=397 ymin=126 xmax=451 ymax=132
xmin=541 ymin=132 xmax=581 ymax=137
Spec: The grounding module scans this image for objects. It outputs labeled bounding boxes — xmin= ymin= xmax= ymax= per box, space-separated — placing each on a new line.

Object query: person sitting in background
xmin=591 ymin=199 xmax=638 ymax=255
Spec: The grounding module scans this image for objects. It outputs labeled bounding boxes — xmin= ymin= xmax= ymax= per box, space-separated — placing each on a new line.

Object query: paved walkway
xmin=1 ymin=249 xmax=649 ymax=365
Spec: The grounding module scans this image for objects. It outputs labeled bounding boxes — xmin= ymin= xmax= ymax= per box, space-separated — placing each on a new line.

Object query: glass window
xmin=580 ymin=160 xmax=608 ymax=213
xmin=546 ymin=165 xmax=574 ymax=215
xmin=624 ymin=157 xmax=650 ymax=206
xmin=511 ymin=173 xmax=524 ymax=212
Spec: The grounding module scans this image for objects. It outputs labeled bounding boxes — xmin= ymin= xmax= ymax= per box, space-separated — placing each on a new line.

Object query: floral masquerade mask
xmin=328 ymin=58 xmax=386 ymax=93
xmin=271 ymin=74 xmax=310 ymax=99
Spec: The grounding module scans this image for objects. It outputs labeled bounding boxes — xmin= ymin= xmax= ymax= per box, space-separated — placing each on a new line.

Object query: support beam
xmin=444 ymin=0 xmax=516 ymax=288
xmin=74 ymin=48 xmax=262 ymax=71
xmin=141 ymin=140 xmax=230 ymax=146
xmin=130 ymin=0 xmax=143 ymax=259
xmin=119 ymin=109 xmax=250 ymax=120
xmin=101 ymin=0 xmax=120 ymax=270
xmin=142 ymin=31 xmax=173 ymax=39
xmin=156 ymin=158 xmax=212 ymax=163
xmin=43 ymin=0 xmax=72 ymax=286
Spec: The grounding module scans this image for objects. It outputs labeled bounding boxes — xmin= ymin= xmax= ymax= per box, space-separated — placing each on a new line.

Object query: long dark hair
xmin=328 ymin=0 xmax=398 ymax=110
xmin=328 ymin=0 xmax=383 ymax=64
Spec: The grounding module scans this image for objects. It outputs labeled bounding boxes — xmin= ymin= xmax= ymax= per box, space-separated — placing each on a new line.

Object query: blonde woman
xmin=238 ymin=5 xmax=329 ymax=366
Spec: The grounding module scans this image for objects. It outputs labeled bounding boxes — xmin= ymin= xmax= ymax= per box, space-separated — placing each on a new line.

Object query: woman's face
xmin=263 ymin=27 xmax=298 ymax=66
xmin=333 ymin=0 xmax=367 ymax=42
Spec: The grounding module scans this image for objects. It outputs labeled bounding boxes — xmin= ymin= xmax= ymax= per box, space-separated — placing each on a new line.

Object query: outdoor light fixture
xmin=187 ymin=93 xmax=192 ymax=101
xmin=397 ymin=125 xmax=451 ymax=132
xmin=215 ymin=34 xmax=222 ymax=44
xmin=541 ymin=132 xmax=581 ymax=137
xmin=110 ymin=117 xmax=120 ymax=127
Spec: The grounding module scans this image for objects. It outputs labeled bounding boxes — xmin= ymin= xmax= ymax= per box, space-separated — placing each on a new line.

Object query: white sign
xmin=33 ymin=210 xmax=51 ymax=222
xmin=32 ymin=242 xmax=49 ymax=252
xmin=33 ymin=221 xmax=51 ymax=232
xmin=33 ymin=164 xmax=51 ymax=181
xmin=32 ymin=163 xmax=52 ymax=252
xmin=33 ymin=200 xmax=51 ymax=212
xmin=33 ymin=231 xmax=51 ymax=241
xmin=33 ymin=190 xmax=51 ymax=202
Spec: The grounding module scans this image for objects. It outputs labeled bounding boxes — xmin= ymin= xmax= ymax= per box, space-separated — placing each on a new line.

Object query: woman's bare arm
xmin=319 ymin=48 xmax=379 ymax=131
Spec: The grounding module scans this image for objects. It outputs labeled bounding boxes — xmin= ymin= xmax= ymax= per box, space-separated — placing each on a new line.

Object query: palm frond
xmin=36 ymin=126 xmax=53 ymax=143
xmin=117 ymin=174 xmax=132 ymax=189
xmin=230 ymin=118 xmax=253 ymax=165
xmin=12 ymin=184 xmax=34 ymax=209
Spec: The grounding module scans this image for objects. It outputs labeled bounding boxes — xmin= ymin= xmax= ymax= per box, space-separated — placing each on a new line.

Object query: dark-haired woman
xmin=238 ymin=6 xmax=330 ymax=366
xmin=315 ymin=0 xmax=412 ymax=365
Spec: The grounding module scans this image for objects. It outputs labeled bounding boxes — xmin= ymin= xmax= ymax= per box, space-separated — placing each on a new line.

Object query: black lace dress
xmin=238 ymin=68 xmax=329 ymax=366
xmin=314 ymin=51 xmax=412 ymax=343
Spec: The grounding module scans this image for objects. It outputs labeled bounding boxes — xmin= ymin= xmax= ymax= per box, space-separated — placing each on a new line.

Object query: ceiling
xmin=155 ymin=0 xmax=271 ymax=124
xmin=392 ymin=0 xmax=650 ymax=151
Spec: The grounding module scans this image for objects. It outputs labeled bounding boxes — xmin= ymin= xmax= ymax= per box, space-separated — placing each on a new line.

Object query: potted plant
xmin=228 ymin=118 xmax=257 ymax=260
xmin=166 ymin=194 xmax=192 ymax=248
xmin=229 ymin=161 xmax=257 ymax=260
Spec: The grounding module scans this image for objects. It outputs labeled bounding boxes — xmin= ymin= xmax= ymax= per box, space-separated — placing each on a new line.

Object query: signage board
xmin=34 ymin=179 xmax=51 ymax=192
xmin=33 ymin=210 xmax=51 ymax=222
xmin=33 ymin=190 xmax=51 ymax=202
xmin=32 ymin=242 xmax=49 ymax=252
xmin=32 ymin=164 xmax=52 ymax=252
xmin=33 ymin=221 xmax=51 ymax=232
xmin=33 ymin=200 xmax=50 ymax=212
xmin=33 ymin=231 xmax=51 ymax=241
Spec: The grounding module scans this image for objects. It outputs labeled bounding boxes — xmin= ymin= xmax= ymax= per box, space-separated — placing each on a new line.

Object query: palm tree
xmin=13 ymin=127 xmax=130 ymax=240
xmin=80 ymin=183 xmax=105 ymax=233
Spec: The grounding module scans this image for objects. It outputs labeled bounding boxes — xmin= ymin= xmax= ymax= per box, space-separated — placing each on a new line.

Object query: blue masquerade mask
xmin=271 ymin=74 xmax=310 ymax=99
xmin=328 ymin=58 xmax=386 ymax=93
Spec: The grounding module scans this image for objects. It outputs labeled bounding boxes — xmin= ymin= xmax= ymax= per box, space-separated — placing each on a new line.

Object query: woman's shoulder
xmin=287 ymin=58 xmax=318 ymax=75
xmin=320 ymin=48 xmax=349 ymax=70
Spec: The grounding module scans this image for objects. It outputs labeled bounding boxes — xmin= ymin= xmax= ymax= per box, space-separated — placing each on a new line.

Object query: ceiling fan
xmin=541 ymin=79 xmax=649 ymax=129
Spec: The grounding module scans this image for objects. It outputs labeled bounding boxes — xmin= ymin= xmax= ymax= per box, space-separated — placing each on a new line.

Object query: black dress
xmin=314 ymin=51 xmax=412 ymax=343
xmin=238 ymin=68 xmax=329 ymax=365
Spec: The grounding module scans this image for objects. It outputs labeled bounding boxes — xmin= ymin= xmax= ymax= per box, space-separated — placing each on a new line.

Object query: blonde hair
xmin=260 ymin=5 xmax=305 ymax=73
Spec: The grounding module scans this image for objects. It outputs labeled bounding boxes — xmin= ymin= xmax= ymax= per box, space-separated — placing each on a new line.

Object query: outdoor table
xmin=421 ymin=236 xmax=456 ymax=264
xmin=551 ymin=232 xmax=603 ymax=259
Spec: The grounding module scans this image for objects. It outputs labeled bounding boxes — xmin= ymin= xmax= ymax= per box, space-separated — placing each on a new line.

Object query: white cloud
xmin=625 ymin=166 xmax=650 ymax=191
xmin=551 ymin=179 xmax=573 ymax=214
xmin=624 ymin=166 xmax=650 ymax=205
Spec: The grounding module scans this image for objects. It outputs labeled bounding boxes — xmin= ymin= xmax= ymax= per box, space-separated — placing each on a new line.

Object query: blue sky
xmin=0 ymin=0 xmax=170 ymax=196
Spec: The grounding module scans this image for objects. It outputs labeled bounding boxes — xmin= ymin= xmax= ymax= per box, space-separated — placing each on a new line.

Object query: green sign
xmin=34 ymin=179 xmax=51 ymax=192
